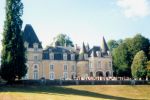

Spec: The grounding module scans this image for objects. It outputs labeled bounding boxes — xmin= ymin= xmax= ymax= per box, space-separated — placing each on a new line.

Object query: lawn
xmin=0 ymin=85 xmax=150 ymax=100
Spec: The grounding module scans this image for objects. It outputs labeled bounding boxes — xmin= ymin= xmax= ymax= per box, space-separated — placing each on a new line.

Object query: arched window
xmin=106 ymin=71 xmax=110 ymax=77
xmin=33 ymin=65 xmax=38 ymax=79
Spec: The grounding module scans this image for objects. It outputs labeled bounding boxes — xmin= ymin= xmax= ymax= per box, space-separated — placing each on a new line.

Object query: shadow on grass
xmin=0 ymin=85 xmax=133 ymax=100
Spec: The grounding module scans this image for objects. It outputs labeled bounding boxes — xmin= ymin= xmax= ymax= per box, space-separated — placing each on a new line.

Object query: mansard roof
xmin=23 ymin=24 xmax=42 ymax=48
xmin=88 ymin=46 xmax=101 ymax=57
xmin=42 ymin=46 xmax=77 ymax=60
xmin=101 ymin=37 xmax=109 ymax=54
xmin=86 ymin=43 xmax=90 ymax=52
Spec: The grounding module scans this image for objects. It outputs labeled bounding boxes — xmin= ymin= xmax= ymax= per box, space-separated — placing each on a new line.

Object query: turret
xmin=79 ymin=42 xmax=88 ymax=60
xmin=101 ymin=37 xmax=109 ymax=55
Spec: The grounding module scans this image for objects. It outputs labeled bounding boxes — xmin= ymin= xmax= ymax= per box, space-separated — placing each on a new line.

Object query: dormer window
xmin=71 ymin=54 xmax=75 ymax=60
xmin=63 ymin=53 xmax=67 ymax=60
xmin=33 ymin=43 xmax=38 ymax=51
xmin=96 ymin=51 xmax=101 ymax=57
xmin=24 ymin=41 xmax=29 ymax=49
xmin=84 ymin=54 xmax=88 ymax=60
xmin=50 ymin=53 xmax=54 ymax=60
xmin=34 ymin=55 xmax=38 ymax=61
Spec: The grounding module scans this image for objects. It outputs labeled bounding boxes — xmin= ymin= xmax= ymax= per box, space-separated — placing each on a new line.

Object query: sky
xmin=0 ymin=0 xmax=150 ymax=51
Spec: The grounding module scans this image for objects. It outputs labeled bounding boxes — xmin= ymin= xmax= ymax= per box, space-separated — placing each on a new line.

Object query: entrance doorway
xmin=96 ymin=71 xmax=103 ymax=77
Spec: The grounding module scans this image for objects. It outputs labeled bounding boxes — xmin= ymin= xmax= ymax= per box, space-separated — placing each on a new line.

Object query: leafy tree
xmin=131 ymin=50 xmax=148 ymax=79
xmin=0 ymin=0 xmax=27 ymax=82
xmin=112 ymin=42 xmax=131 ymax=76
xmin=129 ymin=34 xmax=150 ymax=61
xmin=112 ymin=34 xmax=150 ymax=77
xmin=146 ymin=61 xmax=150 ymax=79
xmin=52 ymin=34 xmax=74 ymax=47
xmin=107 ymin=40 xmax=119 ymax=52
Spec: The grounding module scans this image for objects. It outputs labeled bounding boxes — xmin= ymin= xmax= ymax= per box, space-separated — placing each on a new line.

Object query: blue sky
xmin=0 ymin=0 xmax=150 ymax=50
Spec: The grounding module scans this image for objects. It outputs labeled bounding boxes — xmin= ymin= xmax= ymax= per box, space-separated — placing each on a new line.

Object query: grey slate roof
xmin=101 ymin=37 xmax=109 ymax=54
xmin=42 ymin=46 xmax=76 ymax=60
xmin=88 ymin=46 xmax=101 ymax=57
xmin=23 ymin=24 xmax=42 ymax=48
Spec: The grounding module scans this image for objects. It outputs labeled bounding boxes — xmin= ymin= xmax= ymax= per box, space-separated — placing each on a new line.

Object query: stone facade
xmin=23 ymin=24 xmax=113 ymax=80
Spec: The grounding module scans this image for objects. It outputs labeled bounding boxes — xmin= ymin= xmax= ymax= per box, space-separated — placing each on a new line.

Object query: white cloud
xmin=117 ymin=0 xmax=150 ymax=18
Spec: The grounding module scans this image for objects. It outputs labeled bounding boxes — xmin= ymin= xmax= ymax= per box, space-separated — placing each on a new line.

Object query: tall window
xmin=109 ymin=62 xmax=112 ymax=67
xmin=33 ymin=43 xmax=38 ymax=51
xmin=50 ymin=72 xmax=55 ymax=80
xmin=89 ymin=62 xmax=92 ymax=68
xmin=50 ymin=53 xmax=54 ymax=60
xmin=34 ymin=56 xmax=38 ymax=61
xmin=63 ymin=53 xmax=67 ymax=60
xmin=71 ymin=54 xmax=75 ymax=60
xmin=64 ymin=65 xmax=68 ymax=72
xmin=33 ymin=65 xmax=38 ymax=79
xmin=50 ymin=64 xmax=54 ymax=72
xmin=63 ymin=72 xmax=68 ymax=79
xmin=84 ymin=54 xmax=88 ymax=60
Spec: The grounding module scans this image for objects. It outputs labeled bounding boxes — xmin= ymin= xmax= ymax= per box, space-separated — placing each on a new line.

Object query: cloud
xmin=117 ymin=0 xmax=150 ymax=18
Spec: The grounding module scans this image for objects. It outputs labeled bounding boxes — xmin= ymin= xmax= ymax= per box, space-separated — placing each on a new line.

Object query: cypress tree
xmin=0 ymin=0 xmax=27 ymax=82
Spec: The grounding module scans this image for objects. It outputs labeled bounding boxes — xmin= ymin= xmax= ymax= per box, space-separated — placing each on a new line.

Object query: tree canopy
xmin=52 ymin=34 xmax=74 ymax=47
xmin=131 ymin=50 xmax=148 ymax=79
xmin=112 ymin=34 xmax=150 ymax=77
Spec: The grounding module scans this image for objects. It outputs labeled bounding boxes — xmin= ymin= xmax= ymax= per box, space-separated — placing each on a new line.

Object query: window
xmin=33 ymin=65 xmax=38 ymax=79
xmin=84 ymin=54 xmax=88 ymax=60
xmin=71 ymin=54 xmax=75 ymax=60
xmin=89 ymin=62 xmax=92 ymax=68
xmin=64 ymin=65 xmax=68 ymax=72
xmin=97 ymin=61 xmax=101 ymax=68
xmin=72 ymin=65 xmax=75 ymax=72
xmin=96 ymin=51 xmax=101 ymax=57
xmin=63 ymin=72 xmax=68 ymax=79
xmin=109 ymin=62 xmax=112 ymax=67
xmin=50 ymin=72 xmax=55 ymax=80
xmin=24 ymin=42 xmax=29 ymax=49
xmin=50 ymin=64 xmax=54 ymax=72
xmin=33 ymin=43 xmax=38 ymax=51
xmin=63 ymin=53 xmax=67 ymax=60
xmin=71 ymin=73 xmax=76 ymax=79
xmin=50 ymin=53 xmax=54 ymax=60
xmin=34 ymin=47 xmax=38 ymax=51
xmin=34 ymin=56 xmax=38 ymax=61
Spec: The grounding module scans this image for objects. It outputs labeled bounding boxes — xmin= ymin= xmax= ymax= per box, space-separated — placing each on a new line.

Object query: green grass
xmin=0 ymin=85 xmax=150 ymax=100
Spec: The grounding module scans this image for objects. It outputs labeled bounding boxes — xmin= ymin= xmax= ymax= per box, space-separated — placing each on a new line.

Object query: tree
xmin=112 ymin=34 xmax=150 ymax=77
xmin=128 ymin=34 xmax=150 ymax=61
xmin=0 ymin=0 xmax=27 ymax=82
xmin=107 ymin=40 xmax=119 ymax=52
xmin=131 ymin=50 xmax=148 ymax=79
xmin=112 ymin=42 xmax=131 ymax=76
xmin=52 ymin=34 xmax=74 ymax=47
xmin=146 ymin=61 xmax=150 ymax=79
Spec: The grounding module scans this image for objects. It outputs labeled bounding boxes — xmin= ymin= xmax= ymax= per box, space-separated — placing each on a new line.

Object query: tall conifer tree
xmin=0 ymin=0 xmax=26 ymax=81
